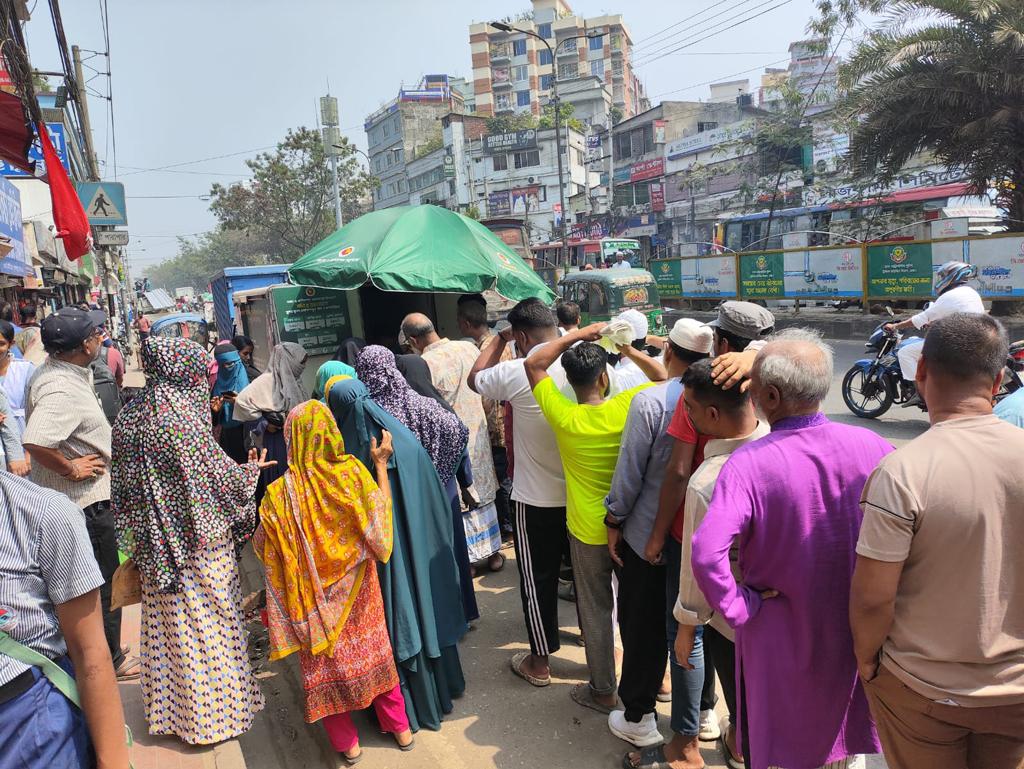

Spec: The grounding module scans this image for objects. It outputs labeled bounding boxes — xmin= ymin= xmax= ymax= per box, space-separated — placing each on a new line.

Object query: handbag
xmin=0 ymin=631 xmax=134 ymax=765
xmin=111 ymin=558 xmax=142 ymax=610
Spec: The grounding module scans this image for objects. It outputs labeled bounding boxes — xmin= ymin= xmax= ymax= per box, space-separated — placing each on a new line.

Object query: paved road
xmin=119 ymin=339 xmax=922 ymax=769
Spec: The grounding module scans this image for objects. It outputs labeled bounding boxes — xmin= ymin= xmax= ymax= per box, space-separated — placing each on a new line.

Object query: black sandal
xmin=621 ymin=745 xmax=673 ymax=769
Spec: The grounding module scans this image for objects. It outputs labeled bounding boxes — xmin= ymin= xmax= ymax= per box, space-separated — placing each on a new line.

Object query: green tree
xmin=841 ymin=0 xmax=1024 ymax=229
xmin=539 ymin=102 xmax=584 ymax=133
xmin=208 ymin=127 xmax=377 ymax=259
xmin=485 ymin=112 xmax=538 ymax=134
xmin=144 ymin=228 xmax=275 ymax=291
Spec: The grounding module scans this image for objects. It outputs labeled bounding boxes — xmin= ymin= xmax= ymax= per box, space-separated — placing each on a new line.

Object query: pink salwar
xmin=321 ymin=684 xmax=409 ymax=753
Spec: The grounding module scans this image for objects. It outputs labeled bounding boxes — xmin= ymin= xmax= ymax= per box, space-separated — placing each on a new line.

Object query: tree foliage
xmin=539 ymin=102 xmax=585 ymax=133
xmin=485 ymin=112 xmax=538 ymax=134
xmin=842 ymin=0 xmax=1024 ymax=227
xmin=208 ymin=127 xmax=376 ymax=259
xmin=144 ymin=229 xmax=276 ymax=291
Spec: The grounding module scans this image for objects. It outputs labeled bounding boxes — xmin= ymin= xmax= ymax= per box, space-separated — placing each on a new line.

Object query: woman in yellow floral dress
xmin=254 ymin=399 xmax=413 ymax=763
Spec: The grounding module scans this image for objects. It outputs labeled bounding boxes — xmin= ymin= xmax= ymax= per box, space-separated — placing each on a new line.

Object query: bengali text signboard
xmin=650 ymin=258 xmax=682 ymax=299
xmin=271 ymin=285 xmax=351 ymax=356
xmin=739 ymin=252 xmax=784 ymax=299
xmin=867 ymin=242 xmax=933 ymax=298
xmin=680 ymin=255 xmax=737 ymax=298
xmin=783 ymin=247 xmax=863 ymax=298
xmin=966 ymin=235 xmax=1024 ymax=298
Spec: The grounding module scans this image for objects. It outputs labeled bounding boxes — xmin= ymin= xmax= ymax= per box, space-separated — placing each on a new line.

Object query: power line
xmin=649 ymin=57 xmax=791 ymax=99
xmin=633 ymin=0 xmax=765 ymax=56
xmin=113 ymin=145 xmax=276 ymax=177
xmin=635 ymin=0 xmax=796 ymax=68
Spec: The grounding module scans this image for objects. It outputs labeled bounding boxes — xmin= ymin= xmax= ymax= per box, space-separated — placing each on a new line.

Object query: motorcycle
xmin=841 ymin=310 xmax=1024 ymax=419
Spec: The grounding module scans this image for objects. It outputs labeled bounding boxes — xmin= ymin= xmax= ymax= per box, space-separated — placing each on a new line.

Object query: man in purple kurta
xmin=691 ymin=330 xmax=891 ymax=769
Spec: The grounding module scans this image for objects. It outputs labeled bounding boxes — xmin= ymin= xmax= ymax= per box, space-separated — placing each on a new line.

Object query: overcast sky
xmin=25 ymin=0 xmax=823 ymax=274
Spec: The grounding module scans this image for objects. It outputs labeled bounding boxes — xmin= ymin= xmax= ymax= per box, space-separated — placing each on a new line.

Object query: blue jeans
xmin=0 ymin=660 xmax=93 ymax=769
xmin=664 ymin=537 xmax=705 ymax=738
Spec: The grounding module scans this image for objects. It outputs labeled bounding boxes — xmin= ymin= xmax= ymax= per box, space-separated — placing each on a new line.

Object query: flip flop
xmin=656 ymin=690 xmax=672 ymax=703
xmin=341 ymin=749 xmax=363 ymax=766
xmin=721 ymin=734 xmax=745 ymax=769
xmin=115 ymin=656 xmax=142 ymax=681
xmin=621 ymin=744 xmax=673 ymax=769
xmin=571 ymin=682 xmax=617 ymax=714
xmin=510 ymin=651 xmax=550 ymax=687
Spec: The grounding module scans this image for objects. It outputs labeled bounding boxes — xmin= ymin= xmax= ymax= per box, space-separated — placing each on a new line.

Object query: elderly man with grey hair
xmin=690 ymin=329 xmax=892 ymax=769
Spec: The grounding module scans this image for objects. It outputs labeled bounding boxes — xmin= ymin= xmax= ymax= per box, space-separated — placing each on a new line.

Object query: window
xmin=562 ymin=38 xmax=577 ymax=52
xmin=514 ymin=150 xmax=541 ymax=169
xmin=589 ymin=35 xmax=604 ymax=51
xmin=610 ymin=33 xmax=622 ymax=51
xmin=540 ymin=74 xmax=554 ymax=90
xmin=495 ymin=93 xmax=512 ymax=111
xmin=395 ymin=148 xmax=404 ymax=162
xmin=558 ymin=62 xmax=578 ymax=80
xmin=512 ymin=38 xmax=527 ymax=56
xmin=539 ymin=49 xmax=553 ymax=66
xmin=386 ymin=153 xmax=393 ymax=168
xmin=516 ymin=90 xmax=532 ymax=107
xmin=537 ymin=23 xmax=551 ymax=38
xmin=697 ymin=121 xmax=718 ymax=133
xmin=612 ymin=60 xmax=624 ymax=76
xmin=513 ymin=64 xmax=529 ymax=82
xmin=493 ymin=154 xmax=508 ymax=172
xmin=590 ymin=60 xmax=605 ymax=78
xmin=382 ymin=121 xmax=390 ymax=137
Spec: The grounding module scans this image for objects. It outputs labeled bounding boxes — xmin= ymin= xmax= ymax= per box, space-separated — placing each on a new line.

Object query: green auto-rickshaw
xmin=558 ymin=268 xmax=666 ymax=335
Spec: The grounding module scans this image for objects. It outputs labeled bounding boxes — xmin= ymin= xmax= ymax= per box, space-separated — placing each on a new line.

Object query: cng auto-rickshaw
xmin=558 ymin=268 xmax=666 ymax=335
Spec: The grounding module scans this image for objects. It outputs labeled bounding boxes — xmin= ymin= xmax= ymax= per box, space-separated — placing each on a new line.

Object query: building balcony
xmin=493 ymin=78 xmax=513 ymax=89
xmin=490 ymin=45 xmax=511 ymax=62
xmin=612 ymin=69 xmax=624 ymax=80
xmin=557 ymin=44 xmax=578 ymax=57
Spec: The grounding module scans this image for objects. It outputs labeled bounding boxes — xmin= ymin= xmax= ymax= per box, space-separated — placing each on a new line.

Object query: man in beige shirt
xmin=852 ymin=312 xmax=1024 ymax=769
xmin=670 ymin=358 xmax=768 ymax=768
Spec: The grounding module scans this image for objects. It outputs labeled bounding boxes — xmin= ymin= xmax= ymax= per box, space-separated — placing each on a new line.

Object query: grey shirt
xmin=23 ymin=357 xmax=112 ymax=509
xmin=0 ymin=386 xmax=24 ymax=466
xmin=605 ymin=379 xmax=683 ymax=556
xmin=0 ymin=472 xmax=104 ymax=685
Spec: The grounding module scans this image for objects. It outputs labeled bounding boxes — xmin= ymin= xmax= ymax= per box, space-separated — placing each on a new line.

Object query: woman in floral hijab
xmin=111 ymin=336 xmax=272 ymax=744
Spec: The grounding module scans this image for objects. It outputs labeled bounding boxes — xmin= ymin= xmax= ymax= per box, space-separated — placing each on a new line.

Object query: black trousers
xmin=704 ymin=625 xmax=737 ymax=721
xmin=492 ymin=446 xmax=512 ymax=535
xmin=83 ymin=500 xmax=124 ymax=668
xmin=616 ymin=543 xmax=668 ymax=722
xmin=512 ymin=501 xmax=566 ymax=656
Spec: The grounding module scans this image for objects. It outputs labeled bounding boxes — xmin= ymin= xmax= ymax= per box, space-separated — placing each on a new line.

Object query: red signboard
xmin=650 ymin=182 xmax=665 ymax=212
xmin=630 ymin=157 xmax=664 ymax=182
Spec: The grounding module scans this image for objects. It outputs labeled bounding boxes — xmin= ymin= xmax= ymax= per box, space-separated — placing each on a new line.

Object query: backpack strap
xmin=0 ymin=631 xmax=80 ymax=706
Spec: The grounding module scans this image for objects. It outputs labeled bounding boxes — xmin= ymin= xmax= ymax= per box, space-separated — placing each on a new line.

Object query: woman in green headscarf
xmin=314 ymin=361 xmax=356 ymax=400
xmin=327 ymin=376 xmax=466 ymax=732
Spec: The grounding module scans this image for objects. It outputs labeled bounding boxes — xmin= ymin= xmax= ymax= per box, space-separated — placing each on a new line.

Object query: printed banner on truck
xmin=867 ymin=242 xmax=933 ymax=298
xmin=271 ymin=285 xmax=351 ymax=355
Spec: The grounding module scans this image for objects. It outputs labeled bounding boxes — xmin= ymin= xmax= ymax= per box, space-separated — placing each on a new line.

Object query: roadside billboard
xmin=866 ymin=242 xmax=934 ymax=298
xmin=680 ymin=255 xmax=737 ymax=299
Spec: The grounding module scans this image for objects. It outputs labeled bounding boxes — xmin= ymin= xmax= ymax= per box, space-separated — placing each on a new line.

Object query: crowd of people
xmin=0 ymin=282 xmax=1020 ymax=769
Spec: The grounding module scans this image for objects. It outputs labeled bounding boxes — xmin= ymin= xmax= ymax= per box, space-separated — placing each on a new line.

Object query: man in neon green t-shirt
xmin=525 ymin=323 xmax=667 ymax=713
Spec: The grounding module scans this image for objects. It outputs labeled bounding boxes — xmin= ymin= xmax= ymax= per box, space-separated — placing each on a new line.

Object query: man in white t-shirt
xmin=883 ymin=262 xmax=984 ymax=397
xmin=469 ymin=298 xmax=570 ymax=687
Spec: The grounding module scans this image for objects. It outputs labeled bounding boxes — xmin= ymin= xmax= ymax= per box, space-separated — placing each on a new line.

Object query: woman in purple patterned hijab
xmin=356 ymin=345 xmax=468 ymax=486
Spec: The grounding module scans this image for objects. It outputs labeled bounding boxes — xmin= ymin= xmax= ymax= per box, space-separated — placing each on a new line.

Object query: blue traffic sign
xmin=77 ymin=182 xmax=127 ymax=226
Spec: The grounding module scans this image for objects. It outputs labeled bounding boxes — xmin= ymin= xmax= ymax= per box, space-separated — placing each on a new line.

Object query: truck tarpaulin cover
xmin=39 ymin=121 xmax=91 ymax=260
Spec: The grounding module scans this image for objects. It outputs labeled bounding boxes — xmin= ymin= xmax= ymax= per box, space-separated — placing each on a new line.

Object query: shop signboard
xmin=649 ymin=182 xmax=665 ymax=212
xmin=630 ymin=157 xmax=664 ymax=182
xmin=0 ymin=176 xmax=29 ymax=276
xmin=680 ymin=255 xmax=737 ymax=298
xmin=866 ymin=242 xmax=934 ymax=298
xmin=0 ymin=122 xmax=70 ymax=178
xmin=783 ymin=247 xmax=862 ymax=298
xmin=271 ymin=285 xmax=351 ymax=356
xmin=483 ymin=128 xmax=537 ymax=155
xmin=738 ymin=251 xmax=785 ymax=299
xmin=488 ymin=190 xmax=511 ymax=217
xmin=650 ymin=258 xmax=682 ymax=298
xmin=443 ymin=154 xmax=455 ymax=178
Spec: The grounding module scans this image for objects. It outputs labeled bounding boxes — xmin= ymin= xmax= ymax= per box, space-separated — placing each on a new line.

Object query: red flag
xmin=38 ymin=122 xmax=91 ymax=260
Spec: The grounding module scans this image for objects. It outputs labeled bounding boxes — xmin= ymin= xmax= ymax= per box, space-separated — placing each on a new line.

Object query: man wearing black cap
xmin=22 ymin=307 xmax=140 ymax=681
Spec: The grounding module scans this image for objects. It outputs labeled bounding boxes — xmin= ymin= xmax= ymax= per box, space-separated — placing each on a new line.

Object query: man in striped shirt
xmin=22 ymin=307 xmax=139 ymax=681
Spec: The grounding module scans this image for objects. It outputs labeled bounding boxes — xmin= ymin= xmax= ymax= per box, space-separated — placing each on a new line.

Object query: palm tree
xmin=842 ymin=0 xmax=1024 ymax=228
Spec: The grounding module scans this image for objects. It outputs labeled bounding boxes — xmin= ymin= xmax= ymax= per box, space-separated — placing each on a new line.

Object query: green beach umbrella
xmin=288 ymin=204 xmax=556 ymax=302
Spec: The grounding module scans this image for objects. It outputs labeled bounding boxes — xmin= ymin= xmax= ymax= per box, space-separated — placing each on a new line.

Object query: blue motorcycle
xmin=843 ymin=315 xmax=1024 ymax=419
xmin=842 ymin=323 xmax=920 ymax=418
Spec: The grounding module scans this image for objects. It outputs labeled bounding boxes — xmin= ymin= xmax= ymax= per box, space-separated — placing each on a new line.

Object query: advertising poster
xmin=680 ymin=255 xmax=737 ymax=298
xmin=650 ymin=258 xmax=682 ymax=299
xmin=650 ymin=182 xmax=665 ymax=212
xmin=966 ymin=235 xmax=1024 ymax=297
xmin=271 ymin=286 xmax=351 ymax=355
xmin=783 ymin=247 xmax=862 ymax=298
xmin=509 ymin=185 xmax=544 ymax=214
xmin=739 ymin=252 xmax=784 ymax=299
xmin=867 ymin=243 xmax=933 ymax=298
xmin=488 ymin=190 xmax=511 ymax=217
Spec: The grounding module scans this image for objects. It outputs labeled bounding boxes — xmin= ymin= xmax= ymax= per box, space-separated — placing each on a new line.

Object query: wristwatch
xmin=604 ymin=516 xmax=623 ymax=530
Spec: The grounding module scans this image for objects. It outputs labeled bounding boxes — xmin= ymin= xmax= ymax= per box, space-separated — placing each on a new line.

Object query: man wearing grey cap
xmin=605 ymin=318 xmax=714 ymax=752
xmin=23 ymin=306 xmax=139 ymax=681
xmin=707 ymin=300 xmax=776 ymax=389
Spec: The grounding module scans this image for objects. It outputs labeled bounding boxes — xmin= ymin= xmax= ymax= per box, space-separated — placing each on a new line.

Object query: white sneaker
xmin=699 ymin=708 xmax=721 ymax=741
xmin=607 ymin=710 xmax=663 ymax=747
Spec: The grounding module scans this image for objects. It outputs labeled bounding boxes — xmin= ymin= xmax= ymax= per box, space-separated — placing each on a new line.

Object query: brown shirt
xmin=858 ymin=414 xmax=1024 ymax=706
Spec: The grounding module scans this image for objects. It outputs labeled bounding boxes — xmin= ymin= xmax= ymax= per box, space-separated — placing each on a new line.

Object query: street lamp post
xmin=490 ymin=22 xmax=604 ymax=273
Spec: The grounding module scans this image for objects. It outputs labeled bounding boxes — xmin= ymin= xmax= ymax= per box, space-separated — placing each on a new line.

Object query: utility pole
xmin=71 ymin=46 xmax=100 ymax=181
xmin=320 ymin=95 xmax=343 ymax=230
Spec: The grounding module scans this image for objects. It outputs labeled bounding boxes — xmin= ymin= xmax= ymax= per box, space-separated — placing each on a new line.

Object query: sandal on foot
xmin=342 ymin=748 xmax=363 ymax=766
xmin=721 ymin=735 xmax=744 ymax=769
xmin=656 ymin=690 xmax=672 ymax=703
xmin=510 ymin=651 xmax=550 ymax=687
xmin=115 ymin=656 xmax=142 ymax=681
xmin=621 ymin=745 xmax=672 ymax=769
xmin=571 ymin=682 xmax=616 ymax=714
xmin=488 ymin=552 xmax=506 ymax=572
xmin=394 ymin=733 xmax=415 ymax=752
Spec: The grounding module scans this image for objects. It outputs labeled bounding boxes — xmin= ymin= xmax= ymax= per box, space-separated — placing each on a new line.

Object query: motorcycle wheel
xmin=842 ymin=365 xmax=895 ymax=419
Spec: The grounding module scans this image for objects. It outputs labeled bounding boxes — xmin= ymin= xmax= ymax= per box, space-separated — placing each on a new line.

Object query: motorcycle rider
xmin=883 ymin=261 xmax=984 ymax=405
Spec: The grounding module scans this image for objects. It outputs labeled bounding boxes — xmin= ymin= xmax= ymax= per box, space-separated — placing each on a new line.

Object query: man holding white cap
xmin=604 ymin=318 xmax=714 ymax=750
xmin=613 ymin=309 xmax=658 ymax=391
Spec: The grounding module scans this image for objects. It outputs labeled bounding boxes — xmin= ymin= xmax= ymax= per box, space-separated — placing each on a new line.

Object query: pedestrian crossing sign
xmin=76 ymin=182 xmax=127 ymax=226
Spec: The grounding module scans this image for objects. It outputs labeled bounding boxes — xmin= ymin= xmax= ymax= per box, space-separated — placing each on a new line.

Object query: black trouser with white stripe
xmin=512 ymin=501 xmax=567 ymax=657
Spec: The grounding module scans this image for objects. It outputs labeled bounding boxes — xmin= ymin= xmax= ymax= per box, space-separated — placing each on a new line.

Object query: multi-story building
xmin=364 ymin=75 xmax=464 ymax=210
xmin=468 ymin=0 xmax=646 ymax=125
